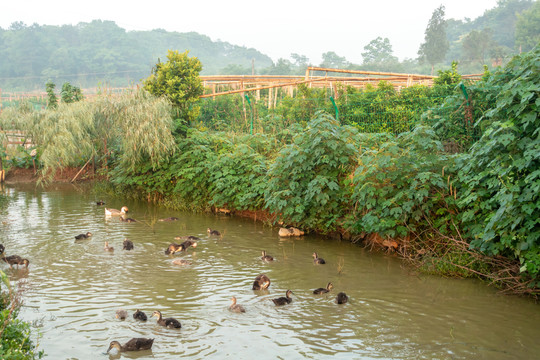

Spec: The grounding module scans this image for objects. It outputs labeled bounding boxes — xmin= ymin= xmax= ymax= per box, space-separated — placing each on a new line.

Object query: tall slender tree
xmin=418 ymin=5 xmax=449 ymax=74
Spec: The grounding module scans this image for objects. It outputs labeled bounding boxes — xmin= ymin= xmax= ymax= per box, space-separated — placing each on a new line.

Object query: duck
xmin=207 ymin=228 xmax=221 ymax=236
xmin=106 ymin=338 xmax=154 ymax=353
xmin=152 ymin=310 xmax=181 ymax=328
xmin=0 ymin=244 xmax=5 ymax=255
xmin=159 ymin=217 xmax=179 ymax=222
xmin=123 ymin=239 xmax=134 ymax=250
xmin=261 ymin=250 xmax=274 ymax=262
xmin=313 ymin=282 xmax=334 ymax=295
xmin=120 ymin=217 xmax=137 ymax=223
xmin=252 ymin=274 xmax=271 ymax=290
xmin=172 ymin=259 xmax=192 ymax=266
xmin=336 ymin=292 xmax=349 ymax=304
xmin=229 ymin=296 xmax=246 ymax=313
xmin=74 ymin=232 xmax=92 ymax=240
xmin=115 ymin=309 xmax=128 ymax=320
xmin=174 ymin=235 xmax=200 ymax=241
xmin=2 ymin=255 xmax=30 ymax=268
xmin=272 ymin=290 xmax=293 ymax=306
xmin=104 ymin=241 xmax=114 ymax=252
xmin=312 ymin=252 xmax=326 ymax=264
xmin=133 ymin=309 xmax=148 ymax=321
xmin=96 ymin=200 xmax=105 ymax=206
xmin=105 ymin=206 xmax=128 ymax=216
xmin=164 ymin=240 xmax=197 ymax=255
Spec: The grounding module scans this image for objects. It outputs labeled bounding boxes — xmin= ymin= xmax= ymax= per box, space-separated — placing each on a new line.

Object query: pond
xmin=1 ymin=183 xmax=539 ymax=359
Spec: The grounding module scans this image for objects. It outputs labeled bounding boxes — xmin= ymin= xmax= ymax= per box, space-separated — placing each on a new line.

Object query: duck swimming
xmin=312 ymin=252 xmax=326 ymax=264
xmin=96 ymin=200 xmax=105 ymax=206
xmin=207 ymin=228 xmax=221 ymax=236
xmin=0 ymin=244 xmax=4 ymax=255
xmin=115 ymin=309 xmax=128 ymax=320
xmin=313 ymin=282 xmax=334 ymax=294
xmin=164 ymin=240 xmax=197 ymax=255
xmin=174 ymin=235 xmax=200 ymax=241
xmin=120 ymin=217 xmax=137 ymax=223
xmin=133 ymin=309 xmax=148 ymax=321
xmin=104 ymin=242 xmax=114 ymax=252
xmin=336 ymin=292 xmax=349 ymax=304
xmin=123 ymin=239 xmax=134 ymax=250
xmin=107 ymin=338 xmax=154 ymax=353
xmin=2 ymin=255 xmax=29 ymax=269
xmin=159 ymin=217 xmax=179 ymax=222
xmin=261 ymin=250 xmax=274 ymax=262
xmin=152 ymin=310 xmax=181 ymax=328
xmin=252 ymin=274 xmax=271 ymax=290
xmin=272 ymin=290 xmax=293 ymax=306
xmin=75 ymin=232 xmax=92 ymax=240
xmin=172 ymin=259 xmax=192 ymax=266
xmin=105 ymin=206 xmax=128 ymax=216
xmin=229 ymin=296 xmax=246 ymax=313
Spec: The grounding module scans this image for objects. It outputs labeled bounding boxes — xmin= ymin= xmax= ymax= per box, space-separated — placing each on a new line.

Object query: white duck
xmin=105 ymin=206 xmax=128 ymax=216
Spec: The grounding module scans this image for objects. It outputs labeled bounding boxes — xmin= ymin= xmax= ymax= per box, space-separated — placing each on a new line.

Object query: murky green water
xmin=1 ymin=183 xmax=539 ymax=359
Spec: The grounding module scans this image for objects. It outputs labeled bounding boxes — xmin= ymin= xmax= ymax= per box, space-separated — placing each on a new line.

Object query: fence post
xmin=245 ymin=94 xmax=253 ymax=135
xmin=329 ymin=96 xmax=339 ymax=122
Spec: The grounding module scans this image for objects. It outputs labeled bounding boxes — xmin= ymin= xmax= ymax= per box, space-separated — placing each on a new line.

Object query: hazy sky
xmin=1 ymin=0 xmax=500 ymax=65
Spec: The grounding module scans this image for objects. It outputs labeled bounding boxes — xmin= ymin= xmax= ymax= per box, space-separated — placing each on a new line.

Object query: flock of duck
xmin=3 ymin=201 xmax=349 ymax=355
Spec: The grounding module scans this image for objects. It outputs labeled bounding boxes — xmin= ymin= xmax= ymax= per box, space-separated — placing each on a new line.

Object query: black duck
xmin=272 ymin=290 xmax=293 ymax=306
xmin=207 ymin=228 xmax=221 ymax=236
xmin=75 ymin=232 xmax=92 ymax=240
xmin=133 ymin=309 xmax=148 ymax=321
xmin=159 ymin=217 xmax=179 ymax=222
xmin=120 ymin=217 xmax=137 ymax=223
xmin=336 ymin=292 xmax=349 ymax=304
xmin=313 ymin=282 xmax=334 ymax=294
xmin=107 ymin=338 xmax=154 ymax=353
xmin=152 ymin=310 xmax=181 ymax=328
xmin=123 ymin=239 xmax=134 ymax=250
xmin=164 ymin=240 xmax=197 ymax=255
xmin=252 ymin=274 xmax=271 ymax=290
xmin=96 ymin=200 xmax=105 ymax=206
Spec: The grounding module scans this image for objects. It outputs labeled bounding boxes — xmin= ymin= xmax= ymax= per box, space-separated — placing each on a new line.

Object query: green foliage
xmin=265 ymin=113 xmax=359 ymax=231
xmin=361 ymin=37 xmax=399 ymax=70
xmin=347 ymin=126 xmax=450 ymax=238
xmin=515 ymin=1 xmax=540 ymax=51
xmin=1 ymin=271 xmax=43 ymax=359
xmin=45 ymin=81 xmax=57 ymax=109
xmin=60 ymin=82 xmax=83 ymax=103
xmin=433 ymin=61 xmax=462 ymax=86
xmin=456 ymin=47 xmax=540 ymax=280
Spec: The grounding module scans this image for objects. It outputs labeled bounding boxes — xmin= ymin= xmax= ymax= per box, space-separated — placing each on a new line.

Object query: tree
xmin=418 ymin=5 xmax=449 ymax=74
xmin=319 ymin=51 xmax=349 ymax=69
xmin=61 ymin=82 xmax=83 ymax=103
xmin=45 ymin=80 xmax=58 ymax=109
xmin=361 ymin=37 xmax=399 ymax=66
xmin=143 ymin=50 xmax=203 ymax=134
xmin=462 ymin=28 xmax=495 ymax=64
xmin=515 ymin=1 xmax=540 ymax=52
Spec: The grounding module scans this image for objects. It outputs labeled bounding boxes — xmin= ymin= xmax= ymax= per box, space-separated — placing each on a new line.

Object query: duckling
xmin=104 ymin=241 xmax=114 ymax=252
xmin=252 ymin=274 xmax=271 ymax=290
xmin=336 ymin=292 xmax=349 ymax=304
xmin=174 ymin=235 xmax=200 ymax=241
xmin=0 ymin=244 xmax=4 ymax=255
xmin=261 ymin=250 xmax=274 ymax=262
xmin=159 ymin=217 xmax=179 ymax=222
xmin=123 ymin=239 xmax=134 ymax=250
xmin=164 ymin=240 xmax=197 ymax=255
xmin=229 ymin=296 xmax=246 ymax=313
xmin=105 ymin=206 xmax=128 ymax=216
xmin=207 ymin=228 xmax=221 ymax=236
xmin=115 ymin=309 xmax=128 ymax=320
xmin=272 ymin=290 xmax=293 ymax=306
xmin=312 ymin=252 xmax=326 ymax=264
xmin=152 ymin=310 xmax=181 ymax=328
xmin=313 ymin=282 xmax=334 ymax=295
xmin=74 ymin=232 xmax=92 ymax=240
xmin=2 ymin=255 xmax=29 ymax=269
xmin=96 ymin=200 xmax=105 ymax=206
xmin=107 ymin=338 xmax=154 ymax=353
xmin=120 ymin=217 xmax=137 ymax=223
xmin=172 ymin=259 xmax=192 ymax=266
xmin=133 ymin=309 xmax=148 ymax=321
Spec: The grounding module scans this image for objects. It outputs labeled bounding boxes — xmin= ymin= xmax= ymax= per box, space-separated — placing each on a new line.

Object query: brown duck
xmin=152 ymin=310 xmax=181 ymax=328
xmin=133 ymin=309 xmax=148 ymax=321
xmin=252 ymin=274 xmax=271 ymax=290
xmin=229 ymin=296 xmax=246 ymax=313
xmin=313 ymin=282 xmax=334 ymax=294
xmin=207 ymin=228 xmax=221 ymax=236
xmin=106 ymin=338 xmax=154 ymax=353
xmin=312 ymin=252 xmax=326 ymax=264
xmin=164 ymin=239 xmax=197 ymax=255
xmin=2 ymin=255 xmax=29 ymax=268
xmin=261 ymin=250 xmax=274 ymax=262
